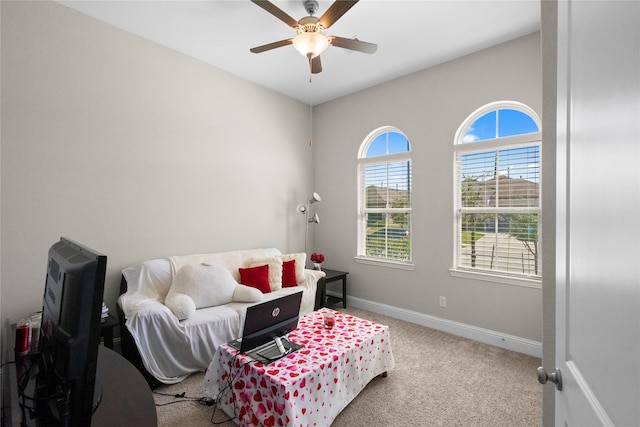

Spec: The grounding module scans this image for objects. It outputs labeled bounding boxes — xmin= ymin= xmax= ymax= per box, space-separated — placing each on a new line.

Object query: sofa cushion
xmin=169 ymin=248 xmax=282 ymax=284
xmin=247 ymin=256 xmax=283 ymax=291
xmin=239 ymin=264 xmax=272 ymax=293
xmin=279 ymin=253 xmax=306 ymax=284
xmin=165 ymin=263 xmax=263 ymax=320
xmin=121 ymin=258 xmax=172 ymax=302
xmin=282 ymin=259 xmax=298 ymax=287
xmin=245 ymin=253 xmax=306 ymax=290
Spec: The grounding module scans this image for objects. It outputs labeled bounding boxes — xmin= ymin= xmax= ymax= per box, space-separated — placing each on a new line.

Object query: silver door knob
xmin=537 ymin=367 xmax=563 ymax=391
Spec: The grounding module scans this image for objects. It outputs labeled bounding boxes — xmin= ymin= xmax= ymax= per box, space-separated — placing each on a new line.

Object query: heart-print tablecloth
xmin=203 ymin=308 xmax=395 ymax=426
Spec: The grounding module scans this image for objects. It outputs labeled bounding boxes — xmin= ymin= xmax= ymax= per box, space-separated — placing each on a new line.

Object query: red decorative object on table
xmin=310 ymin=253 xmax=325 ymax=270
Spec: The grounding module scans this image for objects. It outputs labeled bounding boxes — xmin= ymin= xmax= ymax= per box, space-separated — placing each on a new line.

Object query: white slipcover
xmin=117 ymin=248 xmax=324 ymax=384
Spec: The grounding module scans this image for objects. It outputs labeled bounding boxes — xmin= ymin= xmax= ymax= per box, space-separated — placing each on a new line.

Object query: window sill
xmin=449 ymin=268 xmax=541 ymax=289
xmin=354 ymin=256 xmax=414 ymax=270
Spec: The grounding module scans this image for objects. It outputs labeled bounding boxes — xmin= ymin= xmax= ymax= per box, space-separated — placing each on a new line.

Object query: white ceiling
xmin=57 ymin=0 xmax=540 ymax=105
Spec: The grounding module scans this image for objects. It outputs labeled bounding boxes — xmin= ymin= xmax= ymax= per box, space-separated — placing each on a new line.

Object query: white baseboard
xmin=328 ymin=292 xmax=542 ymax=358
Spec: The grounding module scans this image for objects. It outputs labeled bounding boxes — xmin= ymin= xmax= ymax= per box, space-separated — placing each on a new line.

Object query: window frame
xmin=356 ymin=126 xmax=413 ymax=269
xmin=451 ymin=102 xmax=542 ymax=287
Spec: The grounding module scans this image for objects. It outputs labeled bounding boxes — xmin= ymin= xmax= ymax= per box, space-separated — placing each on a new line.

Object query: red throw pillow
xmin=282 ymin=260 xmax=298 ymax=288
xmin=239 ymin=264 xmax=271 ymax=293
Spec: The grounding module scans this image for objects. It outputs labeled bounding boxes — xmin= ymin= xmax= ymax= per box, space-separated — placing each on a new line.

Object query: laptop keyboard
xmin=226 ymin=337 xmax=303 ymax=363
xmin=256 ymin=342 xmax=284 ymax=360
xmin=227 ymin=338 xmax=241 ymax=350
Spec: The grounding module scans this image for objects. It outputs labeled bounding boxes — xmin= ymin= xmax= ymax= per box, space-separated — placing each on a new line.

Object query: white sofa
xmin=117 ymin=248 xmax=324 ymax=385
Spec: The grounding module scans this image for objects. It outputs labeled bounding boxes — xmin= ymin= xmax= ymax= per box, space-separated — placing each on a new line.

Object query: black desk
xmin=2 ymin=346 xmax=157 ymax=426
xmin=318 ymin=269 xmax=349 ymax=308
xmin=92 ymin=346 xmax=157 ymax=426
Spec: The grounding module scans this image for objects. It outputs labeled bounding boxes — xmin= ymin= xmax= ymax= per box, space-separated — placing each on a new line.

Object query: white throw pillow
xmin=233 ymin=284 xmax=264 ymax=302
xmin=279 ymin=253 xmax=306 ymax=284
xmin=164 ymin=293 xmax=196 ymax=321
xmin=246 ymin=257 xmax=283 ymax=291
xmin=165 ymin=263 xmax=262 ymax=320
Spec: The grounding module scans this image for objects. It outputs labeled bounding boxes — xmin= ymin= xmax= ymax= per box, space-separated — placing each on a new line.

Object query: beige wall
xmin=1 ymin=2 xmax=543 ymax=347
xmin=1 ymin=1 xmax=314 ymax=323
xmin=313 ymin=33 xmax=543 ymax=342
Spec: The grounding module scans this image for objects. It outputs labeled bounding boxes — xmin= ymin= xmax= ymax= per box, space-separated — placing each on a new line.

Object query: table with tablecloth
xmin=203 ymin=308 xmax=395 ymax=426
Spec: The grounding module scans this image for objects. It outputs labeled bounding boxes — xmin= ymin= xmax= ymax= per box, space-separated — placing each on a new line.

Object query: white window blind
xmin=454 ymin=103 xmax=541 ymax=279
xmin=357 ymin=128 xmax=412 ymax=263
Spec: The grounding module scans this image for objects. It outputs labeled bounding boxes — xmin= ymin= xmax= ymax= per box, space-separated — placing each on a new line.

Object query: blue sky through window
xmin=463 ymin=109 xmax=539 ymax=142
xmin=366 ymin=131 xmax=410 ymax=157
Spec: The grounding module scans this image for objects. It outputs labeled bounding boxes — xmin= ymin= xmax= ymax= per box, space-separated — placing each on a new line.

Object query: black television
xmin=36 ymin=237 xmax=107 ymax=426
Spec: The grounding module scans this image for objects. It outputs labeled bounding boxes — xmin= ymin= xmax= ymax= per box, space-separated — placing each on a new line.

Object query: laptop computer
xmin=227 ymin=291 xmax=304 ymax=363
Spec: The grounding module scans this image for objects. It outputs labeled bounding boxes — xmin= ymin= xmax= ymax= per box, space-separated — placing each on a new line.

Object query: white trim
xmin=566 ymin=361 xmax=615 ymax=426
xmin=337 ymin=293 xmax=542 ymax=358
xmin=358 ymin=152 xmax=411 ymax=165
xmin=353 ymin=256 xmax=414 ymax=270
xmin=449 ymin=268 xmax=542 ymax=289
xmin=454 ymin=133 xmax=541 ymax=153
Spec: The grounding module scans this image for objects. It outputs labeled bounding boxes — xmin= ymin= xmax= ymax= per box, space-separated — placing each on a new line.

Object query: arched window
xmin=453 ymin=102 xmax=541 ymax=281
xmin=357 ymin=127 xmax=412 ymax=265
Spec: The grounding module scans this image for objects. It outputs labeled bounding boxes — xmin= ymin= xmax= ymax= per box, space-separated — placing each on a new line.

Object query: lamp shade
xmin=292 ymin=32 xmax=329 ymax=58
xmin=309 ymin=192 xmax=322 ymax=204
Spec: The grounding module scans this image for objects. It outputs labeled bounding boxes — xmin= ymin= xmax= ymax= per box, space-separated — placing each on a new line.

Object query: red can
xmin=15 ymin=320 xmax=30 ymax=356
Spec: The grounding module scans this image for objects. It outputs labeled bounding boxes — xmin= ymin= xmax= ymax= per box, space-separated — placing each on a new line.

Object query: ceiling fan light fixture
xmin=249 ymin=0 xmax=377 ymax=73
xmin=292 ymin=32 xmax=329 ymax=59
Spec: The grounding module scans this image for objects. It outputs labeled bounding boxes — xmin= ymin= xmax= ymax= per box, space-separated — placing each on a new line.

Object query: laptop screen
xmin=237 ymin=291 xmax=303 ymax=354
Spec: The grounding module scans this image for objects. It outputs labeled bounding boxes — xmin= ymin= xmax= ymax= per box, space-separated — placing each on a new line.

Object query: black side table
xmin=100 ymin=313 xmax=118 ymax=350
xmin=318 ymin=269 xmax=348 ymax=309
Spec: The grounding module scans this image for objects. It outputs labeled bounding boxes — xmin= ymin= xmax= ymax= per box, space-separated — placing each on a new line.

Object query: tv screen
xmin=36 ymin=237 xmax=107 ymax=426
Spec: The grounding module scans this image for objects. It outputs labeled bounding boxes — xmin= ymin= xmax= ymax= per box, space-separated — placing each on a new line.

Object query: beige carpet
xmin=154 ymin=307 xmax=542 ymax=426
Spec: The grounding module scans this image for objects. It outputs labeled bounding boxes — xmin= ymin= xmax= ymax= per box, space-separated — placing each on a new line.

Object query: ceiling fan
xmin=249 ymin=0 xmax=377 ymax=74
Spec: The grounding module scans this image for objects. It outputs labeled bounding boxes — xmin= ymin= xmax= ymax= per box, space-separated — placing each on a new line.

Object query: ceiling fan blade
xmin=250 ymin=38 xmax=294 ymax=54
xmin=251 ymin=0 xmax=299 ymax=28
xmin=319 ymin=0 xmax=359 ymax=29
xmin=329 ymin=36 xmax=377 ymax=54
xmin=310 ymin=55 xmax=322 ymax=74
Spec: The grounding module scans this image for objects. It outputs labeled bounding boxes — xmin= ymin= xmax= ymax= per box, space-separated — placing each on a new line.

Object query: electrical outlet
xmin=439 ymin=296 xmax=447 ymax=307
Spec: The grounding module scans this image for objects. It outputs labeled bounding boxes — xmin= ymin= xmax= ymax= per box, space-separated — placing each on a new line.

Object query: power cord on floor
xmin=152 ymin=390 xmax=215 ymax=407
xmin=210 ymin=354 xmax=256 ymax=425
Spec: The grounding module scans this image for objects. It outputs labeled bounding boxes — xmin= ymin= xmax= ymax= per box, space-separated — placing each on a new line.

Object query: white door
xmin=555 ymin=0 xmax=640 ymax=425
